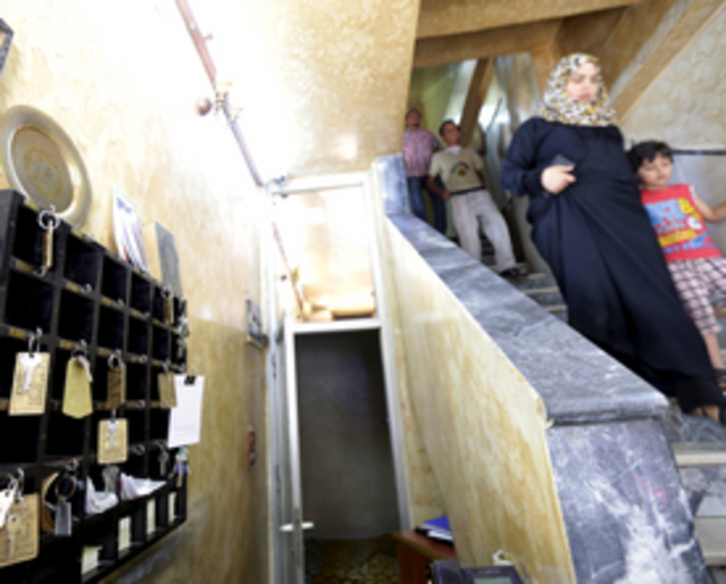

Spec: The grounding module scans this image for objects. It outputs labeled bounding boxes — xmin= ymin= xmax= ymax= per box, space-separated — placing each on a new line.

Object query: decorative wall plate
xmin=0 ymin=105 xmax=92 ymax=227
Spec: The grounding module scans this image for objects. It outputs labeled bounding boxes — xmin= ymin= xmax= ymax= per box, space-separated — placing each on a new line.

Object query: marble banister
xmin=374 ymin=154 xmax=709 ymax=582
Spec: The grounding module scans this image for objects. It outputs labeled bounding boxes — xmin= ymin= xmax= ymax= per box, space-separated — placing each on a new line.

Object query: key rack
xmin=0 ymin=190 xmax=188 ymax=583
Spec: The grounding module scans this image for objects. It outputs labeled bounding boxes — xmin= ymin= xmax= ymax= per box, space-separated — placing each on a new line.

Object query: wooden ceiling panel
xmin=555 ymin=7 xmax=627 ymax=59
xmin=417 ymin=0 xmax=638 ymax=40
xmin=414 ymin=20 xmax=562 ymax=69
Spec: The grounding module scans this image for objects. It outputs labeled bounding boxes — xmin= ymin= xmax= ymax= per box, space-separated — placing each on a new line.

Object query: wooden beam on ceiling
xmin=459 ymin=59 xmax=495 ymax=146
xmin=413 ymin=19 xmax=562 ymax=69
xmin=555 ymin=6 xmax=627 ymax=59
xmin=529 ymin=43 xmax=561 ymax=95
xmin=416 ymin=0 xmax=638 ymax=40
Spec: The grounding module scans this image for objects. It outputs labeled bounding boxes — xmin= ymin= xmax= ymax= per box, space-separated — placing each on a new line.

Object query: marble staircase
xmin=666 ymin=410 xmax=726 ymax=577
xmin=483 ymin=238 xmax=726 ymax=576
xmin=379 ymin=153 xmax=721 ymax=581
xmin=480 ymin=242 xmax=567 ymax=318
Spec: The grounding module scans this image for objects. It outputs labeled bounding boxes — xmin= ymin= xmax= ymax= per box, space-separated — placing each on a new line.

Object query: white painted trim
xmin=291 ymin=318 xmax=381 ymax=335
xmin=284 ymin=312 xmax=306 ymax=584
xmin=361 ymin=171 xmax=413 ymax=530
xmin=264 ymin=184 xmax=284 ymax=584
xmin=271 ymin=171 xmax=368 ymax=195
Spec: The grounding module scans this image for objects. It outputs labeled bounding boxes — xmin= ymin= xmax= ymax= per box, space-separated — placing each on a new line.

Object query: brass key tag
xmin=0 ymin=494 xmax=39 ymax=568
xmin=98 ymin=418 xmax=128 ymax=464
xmin=162 ymin=287 xmax=174 ymax=325
xmin=157 ymin=363 xmax=176 ymax=408
xmin=63 ymin=355 xmax=93 ymax=419
xmin=9 ymin=352 xmax=49 ymax=416
xmin=106 ymin=352 xmax=126 ymax=410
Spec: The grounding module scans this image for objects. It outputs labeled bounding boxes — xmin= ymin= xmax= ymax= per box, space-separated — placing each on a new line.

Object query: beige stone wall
xmin=0 ymin=2 xmax=268 ymax=582
xmin=384 ymin=221 xmax=575 ymax=583
xmin=243 ymin=0 xmax=421 ymax=179
xmin=368 ymin=164 xmax=446 ymax=526
xmin=621 ymin=4 xmax=726 ymax=251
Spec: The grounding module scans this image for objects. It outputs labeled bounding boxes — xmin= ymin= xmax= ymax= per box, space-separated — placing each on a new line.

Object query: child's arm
xmin=692 ymin=189 xmax=726 ymax=223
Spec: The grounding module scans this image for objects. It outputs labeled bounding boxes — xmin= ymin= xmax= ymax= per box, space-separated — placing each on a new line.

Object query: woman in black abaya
xmin=500 ymin=53 xmax=725 ymax=419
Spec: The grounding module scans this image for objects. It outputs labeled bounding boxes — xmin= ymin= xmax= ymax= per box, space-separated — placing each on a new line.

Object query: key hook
xmin=37 ymin=206 xmax=60 ymax=231
xmin=72 ymin=340 xmax=88 ymax=358
xmin=107 ymin=349 xmax=122 ymax=370
xmin=27 ymin=327 xmax=42 ymax=357
xmin=13 ymin=468 xmax=24 ymax=501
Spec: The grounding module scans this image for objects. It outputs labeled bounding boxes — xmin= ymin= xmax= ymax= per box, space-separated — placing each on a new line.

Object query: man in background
xmin=428 ymin=120 xmax=521 ymax=278
xmin=402 ymin=108 xmax=446 ymax=234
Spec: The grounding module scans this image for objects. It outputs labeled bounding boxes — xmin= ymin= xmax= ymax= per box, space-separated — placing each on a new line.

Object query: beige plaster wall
xmin=621 ymin=4 xmax=726 ymax=251
xmin=368 ymin=164 xmax=446 ymax=527
xmin=384 ymin=222 xmax=575 ymax=583
xmin=241 ymin=0 xmax=421 ymax=179
xmin=1 ymin=2 xmax=268 ymax=582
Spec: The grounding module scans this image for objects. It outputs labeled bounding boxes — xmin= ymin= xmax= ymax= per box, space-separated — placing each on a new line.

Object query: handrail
xmin=175 ymin=0 xmax=264 ymax=186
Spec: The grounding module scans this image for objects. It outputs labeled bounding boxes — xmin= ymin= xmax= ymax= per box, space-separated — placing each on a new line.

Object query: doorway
xmin=297 ymin=330 xmax=400 ymax=582
xmin=266 ymin=173 xmax=410 ymax=584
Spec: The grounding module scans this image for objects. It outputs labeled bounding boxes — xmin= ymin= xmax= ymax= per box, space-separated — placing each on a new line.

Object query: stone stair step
xmin=545 ymin=305 xmax=567 ymax=314
xmin=673 ymin=443 xmax=726 ymax=467
xmin=508 ymin=272 xmax=558 ymax=291
xmin=695 ymin=518 xmax=726 ymax=566
xmin=528 ymin=292 xmax=565 ymax=308
xmin=522 ymin=286 xmax=560 ymax=296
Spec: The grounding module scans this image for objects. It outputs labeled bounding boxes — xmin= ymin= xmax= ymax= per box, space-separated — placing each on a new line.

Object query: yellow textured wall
xmin=243 ymin=0 xmax=421 ymax=178
xmin=384 ymin=222 xmax=575 ymax=583
xmin=369 ymin=164 xmax=446 ymax=526
xmin=0 ymin=2 xmax=268 ymax=582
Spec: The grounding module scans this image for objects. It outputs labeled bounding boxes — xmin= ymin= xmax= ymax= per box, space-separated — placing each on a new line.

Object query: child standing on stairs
xmin=628 ymin=140 xmax=726 ymax=383
xmin=501 ymin=53 xmax=726 ymax=423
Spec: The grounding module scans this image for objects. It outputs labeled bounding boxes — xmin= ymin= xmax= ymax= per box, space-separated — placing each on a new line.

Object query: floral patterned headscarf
xmin=539 ymin=53 xmax=616 ymax=127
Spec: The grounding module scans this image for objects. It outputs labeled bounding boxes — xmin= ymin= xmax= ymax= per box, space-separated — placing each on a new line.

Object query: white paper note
xmin=168 ymin=376 xmax=204 ymax=448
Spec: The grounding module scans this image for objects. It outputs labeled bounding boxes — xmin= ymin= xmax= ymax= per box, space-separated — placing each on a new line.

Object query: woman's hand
xmin=541 ymin=165 xmax=576 ymax=195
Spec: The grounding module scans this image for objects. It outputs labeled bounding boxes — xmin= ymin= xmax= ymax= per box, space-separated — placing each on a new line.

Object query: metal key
xmin=37 ymin=207 xmax=59 ymax=275
xmin=159 ymin=449 xmax=169 ymax=477
xmin=107 ymin=420 xmax=118 ymax=447
xmin=6 ymin=513 xmax=20 ymax=559
xmin=54 ymin=474 xmax=77 ymax=537
xmin=102 ymin=466 xmax=119 ymax=497
xmin=0 ymin=489 xmax=15 ymax=530
xmin=20 ymin=353 xmax=42 ymax=392
xmin=54 ymin=496 xmax=72 ymax=537
xmin=174 ymin=451 xmax=188 ymax=488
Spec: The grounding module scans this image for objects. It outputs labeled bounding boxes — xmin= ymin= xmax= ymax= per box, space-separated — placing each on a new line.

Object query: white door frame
xmin=265 ymin=171 xmax=412 ymax=584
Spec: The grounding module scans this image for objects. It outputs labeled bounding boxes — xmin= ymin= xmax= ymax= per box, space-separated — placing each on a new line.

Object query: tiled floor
xmin=304 ymin=536 xmax=401 ymax=584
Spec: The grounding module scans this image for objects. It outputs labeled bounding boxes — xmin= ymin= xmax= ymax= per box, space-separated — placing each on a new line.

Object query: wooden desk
xmin=394 ymin=530 xmax=457 ymax=584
